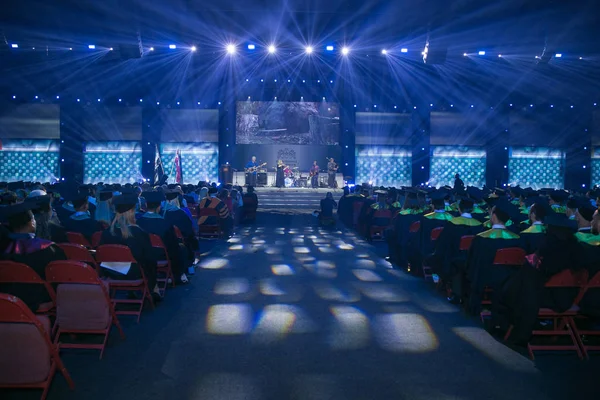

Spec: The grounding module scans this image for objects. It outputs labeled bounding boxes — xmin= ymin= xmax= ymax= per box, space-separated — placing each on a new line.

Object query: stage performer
xmin=245 ymin=156 xmax=258 ymax=187
xmin=327 ymin=158 xmax=338 ymax=189
xmin=276 ymin=160 xmax=286 ymax=188
xmin=310 ymin=161 xmax=320 ymax=189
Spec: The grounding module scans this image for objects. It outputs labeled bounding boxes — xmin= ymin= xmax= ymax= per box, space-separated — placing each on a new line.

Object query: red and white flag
xmin=174 ymin=149 xmax=183 ymax=184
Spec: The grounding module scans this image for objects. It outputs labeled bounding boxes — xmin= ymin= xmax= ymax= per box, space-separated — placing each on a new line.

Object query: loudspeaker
xmin=219 ymin=165 xmax=233 ymax=184
xmin=257 ymin=173 xmax=267 ymax=186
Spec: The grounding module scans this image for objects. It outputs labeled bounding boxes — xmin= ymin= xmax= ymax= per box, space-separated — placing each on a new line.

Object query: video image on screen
xmin=236 ymin=101 xmax=339 ymax=145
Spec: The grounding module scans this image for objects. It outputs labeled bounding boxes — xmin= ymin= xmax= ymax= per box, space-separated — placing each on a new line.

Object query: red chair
xmin=173 ymin=225 xmax=184 ymax=241
xmin=0 ymin=294 xmax=75 ymax=399
xmin=422 ymin=227 xmax=445 ymax=280
xmin=369 ymin=209 xmax=393 ymax=240
xmin=189 ymin=204 xmax=199 ymax=218
xmin=197 ymin=208 xmax=222 ymax=238
xmin=45 ymin=261 xmax=125 ymax=359
xmin=352 ymin=201 xmax=364 ymax=227
xmin=58 ymin=243 xmax=99 ymax=271
xmin=523 ymin=269 xmax=588 ymax=360
xmin=0 ymin=261 xmax=56 ymax=316
xmin=480 ymin=248 xmax=526 ymax=311
xmin=573 ymin=271 xmax=600 ymax=358
xmin=95 ymin=245 xmax=154 ymax=323
xmin=409 ymin=221 xmax=421 ymax=233
xmin=149 ymin=234 xmax=176 ymax=297
xmin=459 ymin=235 xmax=475 ymax=251
xmin=66 ymin=231 xmax=92 ymax=248
xmin=91 ymin=231 xmax=103 ymax=248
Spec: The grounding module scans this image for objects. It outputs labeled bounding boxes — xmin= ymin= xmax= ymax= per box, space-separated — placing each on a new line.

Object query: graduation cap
xmin=466 ymin=187 xmax=484 ymax=202
xmin=98 ymin=191 xmax=113 ymax=201
xmin=374 ymin=189 xmax=388 ymax=196
xmin=0 ymin=201 xmax=39 ymax=224
xmin=576 ymin=200 xmax=596 ymax=222
xmin=112 ymin=194 xmax=138 ymax=213
xmin=28 ymin=189 xmax=47 ymax=198
xmin=7 ymin=181 xmax=25 ymax=191
xmin=165 ymin=190 xmax=180 ymax=200
xmin=458 ymin=197 xmax=474 ymax=210
xmin=143 ymin=191 xmax=165 ymax=204
xmin=429 ymin=190 xmax=449 ymax=201
xmin=492 ymin=198 xmax=520 ymax=221
xmin=493 ymin=187 xmax=507 ymax=197
xmin=545 ymin=213 xmax=577 ymax=231
xmin=550 ymin=190 xmax=569 ymax=202
xmin=524 ymin=196 xmax=548 ymax=208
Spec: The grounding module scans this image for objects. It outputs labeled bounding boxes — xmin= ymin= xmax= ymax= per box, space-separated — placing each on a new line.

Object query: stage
xmin=233 ymin=171 xmax=345 ymax=189
xmin=251 ymin=187 xmax=344 ymax=212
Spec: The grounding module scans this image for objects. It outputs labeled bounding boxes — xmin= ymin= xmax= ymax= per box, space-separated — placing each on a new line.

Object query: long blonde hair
xmin=110 ymin=209 xmax=136 ymax=239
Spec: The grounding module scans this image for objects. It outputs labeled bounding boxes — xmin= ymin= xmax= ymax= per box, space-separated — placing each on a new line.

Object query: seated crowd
xmin=336 ymin=181 xmax=600 ymax=351
xmin=0 ymin=179 xmax=259 ymax=397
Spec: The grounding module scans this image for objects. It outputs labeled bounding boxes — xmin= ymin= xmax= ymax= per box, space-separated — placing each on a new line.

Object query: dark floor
xmin=6 ymin=212 xmax=600 ymax=400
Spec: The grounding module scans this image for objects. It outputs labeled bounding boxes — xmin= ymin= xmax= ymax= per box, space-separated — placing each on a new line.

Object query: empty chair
xmin=66 ymin=232 xmax=92 ymax=248
xmin=57 ymin=243 xmax=99 ymax=271
xmin=0 ymin=261 xmax=56 ymax=315
xmin=45 ymin=260 xmax=125 ymax=359
xmin=148 ymin=234 xmax=176 ymax=297
xmin=0 ymin=293 xmax=75 ymax=399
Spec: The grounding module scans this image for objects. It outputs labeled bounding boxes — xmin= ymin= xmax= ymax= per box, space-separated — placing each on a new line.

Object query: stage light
xmin=118 ymin=98 xmax=122 ymax=102
xmin=274 ymin=79 xmax=277 ymax=82
xmin=550 ymin=104 xmax=554 ymax=108
xmin=218 ymin=101 xmax=221 ymax=105
xmin=341 ymin=47 xmax=350 ymax=55
xmin=555 ymin=53 xmax=562 ymax=58
xmin=139 ymin=99 xmax=143 ymax=102
xmin=594 ymin=103 xmax=597 ymax=106
xmin=478 ymin=51 xmax=485 ymax=55
xmin=305 ymin=46 xmax=313 ymax=54
xmin=268 ymin=44 xmax=276 ymax=54
xmin=530 ymin=104 xmax=533 ymax=107
xmin=302 ymin=80 xmax=305 ymax=83
xmin=509 ymin=103 xmax=513 ymax=106
xmin=450 ymin=104 xmax=454 ymax=107
xmin=169 ymin=44 xmax=176 ymax=49
xmin=197 ymin=101 xmax=201 ymax=105
xmin=430 ymin=103 xmax=433 ymax=107
xmin=571 ymin=105 xmax=574 ymax=108
xmin=401 ymin=48 xmax=408 ymax=53
xmin=374 ymin=105 xmax=377 ymax=108
xmin=176 ymin=101 xmax=180 ymax=105
xmin=463 ymin=53 xmax=467 ymax=56
xmin=11 ymin=44 xmax=18 ymax=48
xmin=326 ymin=45 xmax=334 ymax=51
xmin=97 ymin=98 xmax=101 ymax=102
xmin=191 ymin=46 xmax=197 ymax=52
xmin=226 ymin=44 xmax=236 ymax=54
xmin=579 ymin=56 xmax=583 ymax=60
xmin=381 ymin=49 xmax=387 ymax=55
xmin=317 ymin=79 xmax=320 ymax=83
xmin=247 ymin=44 xmax=256 ymax=50
xmin=470 ymin=104 xmax=474 ymax=108
xmin=287 ymin=79 xmax=290 ymax=83
xmin=35 ymin=95 xmax=38 ymax=99
xmin=69 ymin=48 xmax=72 ymax=50
xmin=156 ymin=102 xmax=159 ymax=105
xmin=498 ymin=54 xmax=502 ymax=58
xmin=109 ymin=48 xmax=113 ymax=51
xmin=354 ymin=105 xmax=356 ymax=108
xmin=260 ymin=79 xmax=264 ymax=82
xmin=330 ymin=80 xmax=333 ymax=83
xmin=150 ymin=47 xmax=154 ymax=51
xmin=12 ymin=95 xmax=15 ymax=99
xmin=88 ymin=45 xmax=96 ymax=49
xmin=77 ymin=99 xmax=80 ymax=102
xmin=394 ymin=105 xmax=397 ymax=109
xmin=56 ymin=95 xmax=60 ymax=99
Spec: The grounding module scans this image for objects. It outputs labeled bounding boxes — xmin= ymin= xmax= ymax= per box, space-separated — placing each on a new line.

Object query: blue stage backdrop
xmin=429 ymin=146 xmax=486 ymax=188
xmin=84 ymin=141 xmax=142 ymax=184
xmin=160 ymin=143 xmax=219 ymax=184
xmin=508 ymin=147 xmax=565 ymax=189
xmin=355 ymin=146 xmax=412 ymax=187
xmin=0 ymin=139 xmax=60 ymax=182
xmin=592 ymin=147 xmax=600 ymax=188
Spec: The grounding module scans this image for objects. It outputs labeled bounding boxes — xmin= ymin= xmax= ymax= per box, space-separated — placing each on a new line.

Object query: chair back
xmin=45 ymin=261 xmax=111 ymax=330
xmin=172 ymin=226 xmax=184 ymax=240
xmin=0 ymin=261 xmax=56 ymax=303
xmin=199 ymin=208 xmax=220 ymax=217
xmin=66 ymin=232 xmax=91 ymax=248
xmin=430 ymin=227 xmax=444 ymax=241
xmin=459 ymin=235 xmax=475 ymax=251
xmin=544 ymin=269 xmax=588 ymax=288
xmin=91 ymin=231 xmax=103 ymax=248
xmin=373 ymin=209 xmax=392 ymax=219
xmin=409 ymin=221 xmax=421 ymax=233
xmin=0 ymin=293 xmax=53 ymax=384
xmin=149 ymin=234 xmax=166 ymax=249
xmin=58 ymin=243 xmax=98 ymax=268
xmin=95 ymin=245 xmax=136 ymax=263
xmin=492 ymin=247 xmax=526 ymax=266
xmin=587 ymin=271 xmax=600 ymax=288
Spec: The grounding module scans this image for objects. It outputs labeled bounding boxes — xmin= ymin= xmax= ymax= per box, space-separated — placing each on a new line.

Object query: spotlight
xmin=77 ymin=99 xmax=80 ymax=102
xmin=88 ymin=45 xmax=96 ymax=49
xmin=478 ymin=50 xmax=485 ymax=55
xmin=118 ymin=98 xmax=122 ymax=102
xmin=498 ymin=54 xmax=502 ymax=58
xmin=341 ymin=47 xmax=350 ymax=55
xmin=69 ymin=48 xmax=72 ymax=50
xmin=401 ymin=48 xmax=408 ymax=53
xmin=463 ymin=52 xmax=467 ymax=56
xmin=555 ymin=53 xmax=562 ymax=58
xmin=268 ymin=44 xmax=276 ymax=54
xmin=247 ymin=44 xmax=256 ymax=50
xmin=579 ymin=56 xmax=583 ymax=60
xmin=109 ymin=48 xmax=113 ymax=51
xmin=381 ymin=49 xmax=387 ymax=55
xmin=56 ymin=95 xmax=60 ymax=99
xmin=35 ymin=95 xmax=39 ymax=99
xmin=97 ymin=98 xmax=101 ymax=102
xmin=150 ymin=47 xmax=154 ymax=51
xmin=139 ymin=99 xmax=143 ymax=102
xmin=305 ymin=46 xmax=313 ymax=54
xmin=12 ymin=95 xmax=15 ymax=99
xmin=191 ymin=46 xmax=197 ymax=52
xmin=11 ymin=44 xmax=18 ymax=48
xmin=226 ymin=44 xmax=236 ymax=54
xmin=169 ymin=44 xmax=177 ymax=49
xmin=326 ymin=45 xmax=334 ymax=51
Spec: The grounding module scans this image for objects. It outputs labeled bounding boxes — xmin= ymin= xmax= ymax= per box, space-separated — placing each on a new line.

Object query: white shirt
xmin=492 ymin=224 xmax=506 ymax=229
xmin=461 ymin=213 xmax=472 ymax=219
xmin=532 ymin=221 xmax=543 ymax=225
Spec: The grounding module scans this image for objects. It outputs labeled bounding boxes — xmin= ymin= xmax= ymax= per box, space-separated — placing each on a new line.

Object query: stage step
xmin=253 ymin=188 xmax=343 ymax=210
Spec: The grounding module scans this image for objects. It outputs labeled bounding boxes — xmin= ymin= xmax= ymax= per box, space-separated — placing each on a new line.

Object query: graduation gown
xmin=407 ymin=211 xmax=453 ymax=274
xmin=164 ymin=204 xmax=199 ymax=252
xmin=137 ymin=212 xmax=188 ymax=277
xmin=99 ymin=226 xmax=157 ymax=289
xmin=0 ymin=234 xmax=67 ymax=311
xmin=465 ymin=228 xmax=524 ymax=314
xmin=62 ymin=212 xmax=104 ymax=242
xmin=577 ymin=241 xmax=600 ymax=316
xmin=520 ymin=223 xmax=546 ymax=254
xmin=387 ymin=211 xmax=422 ymax=269
xmin=54 ymin=201 xmax=75 ymax=224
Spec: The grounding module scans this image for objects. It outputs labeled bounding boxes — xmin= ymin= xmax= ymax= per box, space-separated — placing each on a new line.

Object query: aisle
xmin=32 ymin=213 xmax=598 ymax=400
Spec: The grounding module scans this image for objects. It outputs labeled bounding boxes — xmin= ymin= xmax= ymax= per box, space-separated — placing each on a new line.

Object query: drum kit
xmin=282 ymin=166 xmax=308 ymax=187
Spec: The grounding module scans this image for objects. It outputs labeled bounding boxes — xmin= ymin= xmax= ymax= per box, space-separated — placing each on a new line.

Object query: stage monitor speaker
xmin=219 ymin=165 xmax=233 ymax=184
xmin=257 ymin=173 xmax=267 ymax=186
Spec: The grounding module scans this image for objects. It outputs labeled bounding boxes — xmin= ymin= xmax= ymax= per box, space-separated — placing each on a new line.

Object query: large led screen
xmin=592 ymin=147 xmax=600 ymax=188
xmin=355 ymin=146 xmax=412 ymax=187
xmin=0 ymin=139 xmax=59 ymax=182
xmin=84 ymin=141 xmax=142 ymax=184
xmin=508 ymin=147 xmax=565 ymax=189
xmin=236 ymin=101 xmax=339 ymax=145
xmin=429 ymin=146 xmax=486 ymax=187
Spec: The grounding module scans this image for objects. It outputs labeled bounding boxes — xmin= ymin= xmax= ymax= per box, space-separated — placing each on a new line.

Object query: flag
xmin=154 ymin=145 xmax=164 ymax=185
xmin=174 ymin=149 xmax=183 ymax=184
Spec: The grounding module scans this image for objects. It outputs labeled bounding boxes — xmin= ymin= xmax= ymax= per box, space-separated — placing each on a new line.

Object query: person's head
xmin=491 ymin=205 xmax=510 ymax=225
xmin=199 ymin=187 xmax=209 ymax=199
xmin=230 ymin=189 xmax=239 ymax=201
xmin=110 ymin=195 xmax=138 ymax=239
xmin=376 ymin=191 xmax=387 ymax=204
xmin=72 ymin=195 xmax=89 ymax=212
xmin=326 ymin=192 xmax=333 ymax=200
xmin=529 ymin=203 xmax=548 ymax=223
xmin=575 ymin=203 xmax=595 ymax=229
xmin=277 ymin=159 xmax=282 ymax=165
xmin=343 ymin=186 xmax=350 ymax=196
xmin=252 ymin=156 xmax=257 ymax=162
xmin=313 ymin=160 xmax=317 ymax=166
xmin=458 ymin=198 xmax=474 ymax=214
xmin=566 ymin=198 xmax=578 ymax=219
xmin=0 ymin=191 xmax=18 ymax=205
xmin=208 ymin=187 xmax=218 ymax=197
xmin=7 ymin=207 xmax=36 ymax=234
xmin=329 ymin=158 xmax=335 ymax=163
xmin=248 ymin=186 xmax=255 ymax=194
xmin=165 ymin=190 xmax=180 ymax=207
xmin=144 ymin=191 xmax=165 ymax=213
xmin=455 ymin=174 xmax=460 ymax=179
xmin=219 ymin=189 xmax=229 ymax=200
xmin=31 ymin=198 xmax=52 ymax=240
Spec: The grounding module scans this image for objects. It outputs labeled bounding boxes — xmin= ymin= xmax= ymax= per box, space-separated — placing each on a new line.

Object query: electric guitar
xmin=245 ymin=162 xmax=267 ymax=173
xmin=309 ymin=169 xmax=319 ymax=177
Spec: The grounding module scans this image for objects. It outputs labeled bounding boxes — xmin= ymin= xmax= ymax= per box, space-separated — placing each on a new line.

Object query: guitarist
xmin=309 ymin=160 xmax=320 ymax=189
xmin=245 ymin=156 xmax=259 ymax=187
xmin=327 ymin=157 xmax=338 ymax=189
